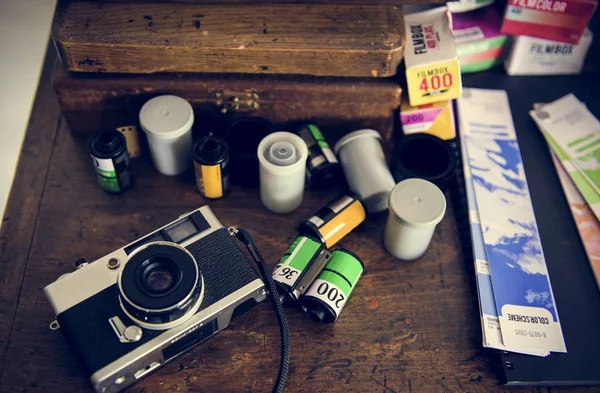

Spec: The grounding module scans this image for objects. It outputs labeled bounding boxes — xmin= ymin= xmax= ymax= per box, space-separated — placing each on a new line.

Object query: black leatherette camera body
xmin=44 ymin=207 xmax=266 ymax=393
xmin=57 ymin=228 xmax=259 ymax=376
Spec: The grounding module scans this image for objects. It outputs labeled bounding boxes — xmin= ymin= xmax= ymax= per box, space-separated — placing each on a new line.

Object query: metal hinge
xmin=215 ymin=91 xmax=260 ymax=114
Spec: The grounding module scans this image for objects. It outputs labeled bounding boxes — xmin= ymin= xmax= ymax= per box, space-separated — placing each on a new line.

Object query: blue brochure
xmin=458 ymin=88 xmax=566 ymax=354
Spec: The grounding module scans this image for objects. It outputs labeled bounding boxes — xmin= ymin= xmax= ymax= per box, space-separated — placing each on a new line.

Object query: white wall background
xmin=0 ymin=0 xmax=57 ymax=225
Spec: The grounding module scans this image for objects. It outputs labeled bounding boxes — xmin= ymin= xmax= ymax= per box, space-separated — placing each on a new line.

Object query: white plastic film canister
xmin=384 ymin=178 xmax=446 ymax=260
xmin=139 ymin=95 xmax=194 ymax=176
xmin=334 ymin=129 xmax=396 ymax=213
xmin=257 ymin=132 xmax=308 ymax=213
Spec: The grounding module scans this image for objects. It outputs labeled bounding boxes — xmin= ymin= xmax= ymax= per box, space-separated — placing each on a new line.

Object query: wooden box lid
xmin=53 ymin=1 xmax=405 ymax=77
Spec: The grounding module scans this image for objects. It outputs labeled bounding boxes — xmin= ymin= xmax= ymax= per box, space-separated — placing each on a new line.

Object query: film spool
xmin=299 ymin=194 xmax=366 ymax=248
xmin=301 ymin=248 xmax=364 ymax=323
xmin=272 ymin=235 xmax=331 ymax=304
xmin=116 ymin=125 xmax=141 ymax=159
xmin=88 ymin=131 xmax=133 ymax=194
xmin=390 ymin=133 xmax=457 ymax=191
xmin=295 ymin=124 xmax=341 ymax=188
xmin=193 ymin=136 xmax=230 ymax=199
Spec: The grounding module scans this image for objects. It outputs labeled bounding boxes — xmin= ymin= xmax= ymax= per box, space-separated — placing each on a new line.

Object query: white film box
xmin=505 ymin=28 xmax=593 ymax=75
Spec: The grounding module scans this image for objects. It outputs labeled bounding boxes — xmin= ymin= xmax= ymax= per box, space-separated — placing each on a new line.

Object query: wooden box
xmin=52 ymin=1 xmax=405 ymax=77
xmin=52 ymin=64 xmax=402 ymax=142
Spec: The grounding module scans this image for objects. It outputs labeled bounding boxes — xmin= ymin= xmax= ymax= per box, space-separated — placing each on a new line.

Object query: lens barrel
xmin=118 ymin=242 xmax=203 ymax=329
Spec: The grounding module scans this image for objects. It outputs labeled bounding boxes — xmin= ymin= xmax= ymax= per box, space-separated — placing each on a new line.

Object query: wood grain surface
xmin=52 ymin=63 xmax=401 ymax=141
xmin=0 ymin=46 xmax=62 ymax=374
xmin=0 ymin=108 xmax=598 ymax=393
xmin=53 ymin=1 xmax=405 ymax=77
xmin=1 ymin=47 xmax=597 ymax=393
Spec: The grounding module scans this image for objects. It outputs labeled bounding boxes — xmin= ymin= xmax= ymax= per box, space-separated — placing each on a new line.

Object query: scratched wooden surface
xmin=1 ymin=113 xmax=599 ymax=393
xmin=0 ymin=59 xmax=597 ymax=393
xmin=0 ymin=46 xmax=62 ymax=376
xmin=53 ymin=1 xmax=405 ymax=77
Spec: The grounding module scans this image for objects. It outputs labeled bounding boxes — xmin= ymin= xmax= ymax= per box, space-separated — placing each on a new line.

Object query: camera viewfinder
xmin=165 ymin=218 xmax=198 ymax=243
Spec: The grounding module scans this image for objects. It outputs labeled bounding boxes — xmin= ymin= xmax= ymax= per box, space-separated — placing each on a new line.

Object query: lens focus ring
xmin=118 ymin=242 xmax=203 ymax=328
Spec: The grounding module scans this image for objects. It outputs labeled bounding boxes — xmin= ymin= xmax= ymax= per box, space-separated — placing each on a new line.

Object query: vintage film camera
xmin=44 ymin=206 xmax=267 ymax=393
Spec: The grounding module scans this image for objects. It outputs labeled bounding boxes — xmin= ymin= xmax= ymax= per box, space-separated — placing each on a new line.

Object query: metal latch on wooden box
xmin=216 ymin=92 xmax=260 ymax=113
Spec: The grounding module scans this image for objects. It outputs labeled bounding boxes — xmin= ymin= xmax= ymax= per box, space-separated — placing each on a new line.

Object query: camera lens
xmin=118 ymin=242 xmax=204 ymax=329
xmin=140 ymin=256 xmax=181 ymax=295
xmin=145 ymin=267 xmax=174 ymax=293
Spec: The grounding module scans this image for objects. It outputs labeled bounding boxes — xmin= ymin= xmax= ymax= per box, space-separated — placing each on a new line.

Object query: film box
xmin=501 ymin=0 xmax=597 ymax=44
xmin=400 ymin=99 xmax=456 ymax=141
xmin=404 ymin=7 xmax=462 ymax=106
xmin=448 ymin=0 xmax=494 ymax=13
xmin=505 ymin=28 xmax=593 ymax=75
xmin=452 ymin=6 xmax=510 ymax=73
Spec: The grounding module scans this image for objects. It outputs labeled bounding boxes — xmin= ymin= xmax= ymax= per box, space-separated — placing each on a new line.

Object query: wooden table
xmin=0 ymin=56 xmax=597 ymax=393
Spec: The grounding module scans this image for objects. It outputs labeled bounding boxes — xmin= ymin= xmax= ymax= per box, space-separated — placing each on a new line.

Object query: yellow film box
xmin=404 ymin=7 xmax=462 ymax=106
xmin=400 ymin=99 xmax=456 ymax=140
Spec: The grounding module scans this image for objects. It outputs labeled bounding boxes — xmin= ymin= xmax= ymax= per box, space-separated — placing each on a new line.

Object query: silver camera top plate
xmin=44 ymin=206 xmax=223 ymax=316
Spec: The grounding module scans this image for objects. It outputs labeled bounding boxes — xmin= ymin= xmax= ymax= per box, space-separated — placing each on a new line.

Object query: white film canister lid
xmin=258 ymin=132 xmax=308 ymax=213
xmin=384 ymin=178 xmax=446 ymax=260
xmin=389 ymin=178 xmax=446 ymax=229
xmin=139 ymin=95 xmax=194 ymax=139
xmin=139 ymin=95 xmax=194 ymax=176
xmin=267 ymin=141 xmax=297 ymax=166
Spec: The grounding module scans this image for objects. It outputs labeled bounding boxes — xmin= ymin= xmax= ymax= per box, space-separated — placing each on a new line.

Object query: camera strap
xmin=228 ymin=227 xmax=290 ymax=393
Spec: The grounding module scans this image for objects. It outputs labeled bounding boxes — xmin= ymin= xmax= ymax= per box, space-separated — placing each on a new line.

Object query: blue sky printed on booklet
xmin=459 ymin=99 xmax=551 ymax=356
xmin=459 ymin=126 xmax=549 ymax=357
xmin=458 ymin=89 xmax=567 ymax=354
